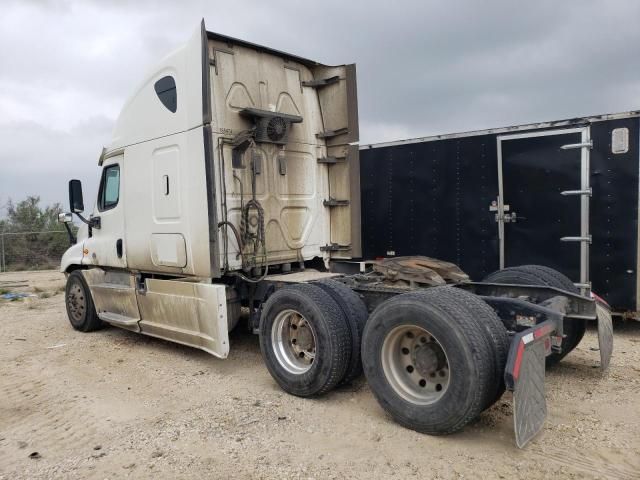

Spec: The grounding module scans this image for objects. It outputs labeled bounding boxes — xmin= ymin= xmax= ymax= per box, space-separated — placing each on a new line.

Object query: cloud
xmin=0 ymin=117 xmax=111 ymax=211
xmin=1 ymin=0 xmax=640 ymax=209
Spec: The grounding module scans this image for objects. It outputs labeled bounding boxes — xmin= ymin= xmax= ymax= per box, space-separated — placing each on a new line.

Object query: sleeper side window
xmin=98 ymin=164 xmax=120 ymax=212
xmin=154 ymin=76 xmax=177 ymax=113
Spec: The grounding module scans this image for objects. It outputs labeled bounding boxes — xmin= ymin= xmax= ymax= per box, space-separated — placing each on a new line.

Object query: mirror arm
xmin=74 ymin=212 xmax=90 ymax=226
xmin=63 ymin=222 xmax=77 ymax=245
xmin=74 ymin=212 xmax=101 ymax=229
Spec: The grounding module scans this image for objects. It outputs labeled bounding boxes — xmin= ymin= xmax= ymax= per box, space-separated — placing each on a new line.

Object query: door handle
xmin=116 ymin=239 xmax=123 ymax=258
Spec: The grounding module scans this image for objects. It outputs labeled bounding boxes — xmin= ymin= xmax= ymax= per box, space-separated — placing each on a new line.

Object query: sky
xmin=1 ymin=0 xmax=640 ymax=212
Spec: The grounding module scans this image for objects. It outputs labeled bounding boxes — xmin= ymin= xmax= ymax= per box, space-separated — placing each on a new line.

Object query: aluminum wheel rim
xmin=271 ymin=309 xmax=317 ymax=374
xmin=381 ymin=325 xmax=450 ymax=405
xmin=67 ymin=281 xmax=86 ymax=323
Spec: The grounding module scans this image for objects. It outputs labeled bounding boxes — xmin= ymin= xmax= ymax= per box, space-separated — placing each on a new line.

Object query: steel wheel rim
xmin=271 ymin=309 xmax=317 ymax=374
xmin=381 ymin=325 xmax=450 ymax=405
xmin=67 ymin=281 xmax=86 ymax=323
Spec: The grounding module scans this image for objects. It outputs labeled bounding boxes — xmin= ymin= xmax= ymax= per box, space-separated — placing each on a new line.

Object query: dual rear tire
xmin=258 ymin=281 xmax=367 ymax=397
xmin=483 ymin=265 xmax=586 ymax=365
xmin=259 ymin=282 xmax=509 ymax=435
xmin=361 ymin=287 xmax=508 ymax=435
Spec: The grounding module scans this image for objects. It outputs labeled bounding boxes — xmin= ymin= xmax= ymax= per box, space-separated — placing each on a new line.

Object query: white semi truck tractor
xmin=58 ymin=20 xmax=613 ymax=447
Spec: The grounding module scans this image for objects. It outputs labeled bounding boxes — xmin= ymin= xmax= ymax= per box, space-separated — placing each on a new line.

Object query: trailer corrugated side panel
xmin=589 ymin=117 xmax=639 ymax=311
xmin=360 ymin=116 xmax=640 ymax=312
xmin=360 ymin=134 xmax=500 ymax=281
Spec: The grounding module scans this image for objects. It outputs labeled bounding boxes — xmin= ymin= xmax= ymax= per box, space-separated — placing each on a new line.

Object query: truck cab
xmin=59 ymin=20 xmax=359 ymax=357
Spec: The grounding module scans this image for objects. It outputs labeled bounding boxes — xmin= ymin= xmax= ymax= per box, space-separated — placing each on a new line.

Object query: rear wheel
xmin=483 ymin=265 xmax=587 ymax=365
xmin=65 ymin=270 xmax=103 ymax=332
xmin=259 ymin=284 xmax=351 ymax=397
xmin=361 ymin=287 xmax=496 ymax=435
xmin=314 ymin=279 xmax=368 ymax=385
xmin=420 ymin=287 xmax=509 ymax=409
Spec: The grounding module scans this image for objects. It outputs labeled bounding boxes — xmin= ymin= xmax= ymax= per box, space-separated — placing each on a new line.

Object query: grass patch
xmin=0 ymin=288 xmax=11 ymax=295
xmin=38 ymin=292 xmax=52 ymax=299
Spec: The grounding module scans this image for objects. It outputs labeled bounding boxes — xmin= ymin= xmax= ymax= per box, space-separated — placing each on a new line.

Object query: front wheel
xmin=64 ymin=270 xmax=103 ymax=332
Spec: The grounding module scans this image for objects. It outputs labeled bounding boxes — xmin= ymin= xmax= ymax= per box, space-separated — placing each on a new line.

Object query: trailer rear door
xmin=496 ymin=127 xmax=591 ymax=291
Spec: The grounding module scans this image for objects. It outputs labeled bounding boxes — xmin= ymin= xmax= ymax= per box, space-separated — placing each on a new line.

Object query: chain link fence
xmin=0 ymin=231 xmax=71 ymax=272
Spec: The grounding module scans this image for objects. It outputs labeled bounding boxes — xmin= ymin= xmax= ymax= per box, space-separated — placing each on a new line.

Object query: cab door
xmin=83 ymin=156 xmax=127 ymax=268
xmin=81 ymin=155 xmax=142 ymax=330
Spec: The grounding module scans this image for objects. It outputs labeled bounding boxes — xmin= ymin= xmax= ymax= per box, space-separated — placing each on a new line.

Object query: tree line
xmin=0 ymin=196 xmax=77 ymax=271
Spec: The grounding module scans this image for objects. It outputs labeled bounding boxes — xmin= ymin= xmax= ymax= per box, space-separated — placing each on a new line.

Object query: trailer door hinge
xmin=301 ymin=76 xmax=340 ymax=88
xmin=560 ymin=188 xmax=592 ymax=197
xmin=560 ymin=235 xmax=592 ymax=243
xmin=560 ymin=140 xmax=593 ymax=150
xmin=323 ymin=198 xmax=350 ymax=207
xmin=320 ymin=243 xmax=351 ymax=252
xmin=317 ymin=128 xmax=349 ymax=139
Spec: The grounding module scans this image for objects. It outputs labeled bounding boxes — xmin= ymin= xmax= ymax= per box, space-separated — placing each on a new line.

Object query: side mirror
xmin=57 ymin=212 xmax=73 ymax=224
xmin=69 ymin=179 xmax=84 ymax=213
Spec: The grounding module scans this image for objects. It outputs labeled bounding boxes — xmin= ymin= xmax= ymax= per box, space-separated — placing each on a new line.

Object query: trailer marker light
xmin=590 ymin=291 xmax=610 ymax=308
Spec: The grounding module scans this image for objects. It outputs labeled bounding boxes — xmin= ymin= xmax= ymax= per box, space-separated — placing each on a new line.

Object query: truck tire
xmin=315 ymin=279 xmax=368 ymax=385
xmin=483 ymin=265 xmax=587 ymax=365
xmin=425 ymin=287 xmax=509 ymax=410
xmin=361 ymin=287 xmax=495 ymax=435
xmin=64 ymin=270 xmax=103 ymax=332
xmin=259 ymin=284 xmax=351 ymax=397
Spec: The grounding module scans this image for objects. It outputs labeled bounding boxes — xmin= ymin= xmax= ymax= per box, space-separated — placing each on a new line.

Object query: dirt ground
xmin=0 ymin=270 xmax=639 ymax=480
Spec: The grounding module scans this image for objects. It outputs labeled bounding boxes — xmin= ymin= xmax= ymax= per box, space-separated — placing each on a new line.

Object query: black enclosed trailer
xmin=359 ymin=111 xmax=640 ymax=317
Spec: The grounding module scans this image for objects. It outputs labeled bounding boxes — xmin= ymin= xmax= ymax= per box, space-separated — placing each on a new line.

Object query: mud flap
xmin=504 ymin=320 xmax=555 ymax=448
xmin=595 ymin=300 xmax=613 ymax=370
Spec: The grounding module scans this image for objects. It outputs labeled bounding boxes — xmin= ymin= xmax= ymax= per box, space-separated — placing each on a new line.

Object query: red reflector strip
xmin=513 ymin=323 xmax=555 ymax=380
xmin=533 ymin=323 xmax=554 ymax=339
xmin=513 ymin=341 xmax=525 ymax=380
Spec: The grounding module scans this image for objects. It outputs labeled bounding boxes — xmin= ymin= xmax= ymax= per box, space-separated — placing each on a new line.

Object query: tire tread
xmin=315 ymin=279 xmax=368 ymax=385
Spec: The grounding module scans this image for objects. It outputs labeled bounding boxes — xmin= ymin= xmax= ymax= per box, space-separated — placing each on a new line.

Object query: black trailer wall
xmin=589 ymin=117 xmax=639 ymax=311
xmin=360 ymin=134 xmax=500 ymax=283
xmin=360 ymin=117 xmax=639 ymax=312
